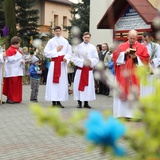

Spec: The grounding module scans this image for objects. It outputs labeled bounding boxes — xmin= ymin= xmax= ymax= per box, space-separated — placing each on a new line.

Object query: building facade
xmin=34 ymin=0 xmax=73 ymax=38
xmin=90 ymin=0 xmax=160 ymax=46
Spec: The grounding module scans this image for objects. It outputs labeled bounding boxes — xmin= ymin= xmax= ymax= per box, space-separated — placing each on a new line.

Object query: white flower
xmin=94 ymin=71 xmax=101 ymax=80
xmin=95 ymin=61 xmax=104 ymax=70
xmin=71 ymin=26 xmax=80 ymax=36
xmin=122 ymin=70 xmax=130 ymax=78
xmin=152 ymin=16 xmax=160 ymax=29
xmin=154 ymin=68 xmax=160 ymax=77
xmin=156 ymin=31 xmax=160 ymax=40
xmin=127 ymin=93 xmax=135 ymax=101
xmin=71 ymin=37 xmax=81 ymax=46
xmin=32 ymin=39 xmax=42 ymax=48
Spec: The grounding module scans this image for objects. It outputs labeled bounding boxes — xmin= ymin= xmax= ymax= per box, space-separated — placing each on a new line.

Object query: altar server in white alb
xmin=44 ymin=26 xmax=72 ymax=108
xmin=73 ymin=32 xmax=99 ymax=109
xmin=141 ymin=32 xmax=160 ymax=97
xmin=0 ymin=46 xmax=5 ymax=104
xmin=3 ymin=36 xmax=25 ymax=104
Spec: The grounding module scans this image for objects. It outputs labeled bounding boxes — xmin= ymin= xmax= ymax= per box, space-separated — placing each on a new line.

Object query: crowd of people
xmin=1 ymin=27 xmax=160 ymax=120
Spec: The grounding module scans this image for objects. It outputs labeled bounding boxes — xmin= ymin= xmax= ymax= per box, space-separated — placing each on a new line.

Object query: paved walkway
xmin=0 ymin=85 xmax=134 ymax=160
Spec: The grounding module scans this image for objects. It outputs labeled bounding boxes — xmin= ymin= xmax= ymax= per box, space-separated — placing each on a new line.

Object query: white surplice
xmin=44 ymin=36 xmax=72 ymax=101
xmin=73 ymin=42 xmax=99 ymax=101
xmin=4 ymin=50 xmax=24 ymax=77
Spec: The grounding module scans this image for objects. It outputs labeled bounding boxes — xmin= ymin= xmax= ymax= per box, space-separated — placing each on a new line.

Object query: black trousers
xmin=99 ymin=81 xmax=110 ymax=95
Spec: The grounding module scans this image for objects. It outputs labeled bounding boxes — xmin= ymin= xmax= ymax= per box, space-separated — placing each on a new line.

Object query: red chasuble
xmin=113 ymin=41 xmax=150 ymax=101
xmin=3 ymin=46 xmax=23 ymax=103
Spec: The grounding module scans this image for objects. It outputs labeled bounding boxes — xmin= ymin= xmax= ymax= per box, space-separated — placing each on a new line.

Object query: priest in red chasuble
xmin=112 ymin=29 xmax=150 ymax=119
xmin=3 ymin=36 xmax=24 ymax=104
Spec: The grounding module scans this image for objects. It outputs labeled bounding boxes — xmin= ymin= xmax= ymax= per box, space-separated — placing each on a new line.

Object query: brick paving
xmin=0 ymin=85 xmax=135 ymax=160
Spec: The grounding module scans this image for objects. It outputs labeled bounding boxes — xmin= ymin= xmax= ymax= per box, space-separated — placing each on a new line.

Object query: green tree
xmin=3 ymin=0 xmax=17 ymax=48
xmin=66 ymin=0 xmax=90 ymax=42
xmin=48 ymin=21 xmax=54 ymax=39
xmin=3 ymin=0 xmax=17 ymax=37
xmin=0 ymin=0 xmax=5 ymax=37
xmin=16 ymin=0 xmax=39 ymax=46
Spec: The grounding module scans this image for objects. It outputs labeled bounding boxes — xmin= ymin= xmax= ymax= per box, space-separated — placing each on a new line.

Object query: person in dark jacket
xmin=29 ymin=56 xmax=42 ymax=102
xmin=98 ymin=43 xmax=110 ymax=95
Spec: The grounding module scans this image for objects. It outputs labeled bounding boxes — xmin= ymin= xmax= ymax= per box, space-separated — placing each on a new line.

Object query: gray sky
xmin=69 ymin=0 xmax=79 ymax=3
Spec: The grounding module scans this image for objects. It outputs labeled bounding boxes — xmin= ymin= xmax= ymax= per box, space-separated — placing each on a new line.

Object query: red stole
xmin=78 ymin=67 xmax=92 ymax=91
xmin=113 ymin=41 xmax=150 ymax=100
xmin=51 ymin=55 xmax=64 ymax=83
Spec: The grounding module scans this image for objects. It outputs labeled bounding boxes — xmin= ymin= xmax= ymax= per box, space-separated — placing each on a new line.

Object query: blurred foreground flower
xmin=85 ymin=111 xmax=126 ymax=156
xmin=30 ymin=104 xmax=126 ymax=157
xmin=30 ymin=64 xmax=160 ymax=159
xmin=30 ymin=104 xmax=86 ymax=136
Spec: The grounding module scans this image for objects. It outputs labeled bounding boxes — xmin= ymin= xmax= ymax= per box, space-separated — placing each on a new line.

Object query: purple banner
xmin=2 ymin=25 xmax=9 ymax=37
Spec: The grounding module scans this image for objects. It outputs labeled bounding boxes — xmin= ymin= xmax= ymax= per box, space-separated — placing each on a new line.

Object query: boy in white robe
xmin=73 ymin=32 xmax=99 ymax=108
xmin=44 ymin=26 xmax=72 ymax=108
xmin=3 ymin=36 xmax=24 ymax=104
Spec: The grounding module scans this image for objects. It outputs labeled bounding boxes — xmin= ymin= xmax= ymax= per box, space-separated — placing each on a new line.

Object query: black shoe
xmin=30 ymin=99 xmax=38 ymax=102
xmin=1 ymin=101 xmax=5 ymax=104
xmin=52 ymin=101 xmax=57 ymax=106
xmin=97 ymin=92 xmax=102 ymax=94
xmin=57 ymin=101 xmax=64 ymax=108
xmin=2 ymin=101 xmax=5 ymax=104
xmin=125 ymin=118 xmax=142 ymax=122
xmin=6 ymin=99 xmax=15 ymax=104
xmin=83 ymin=104 xmax=91 ymax=109
xmin=77 ymin=100 xmax=82 ymax=108
xmin=77 ymin=104 xmax=82 ymax=108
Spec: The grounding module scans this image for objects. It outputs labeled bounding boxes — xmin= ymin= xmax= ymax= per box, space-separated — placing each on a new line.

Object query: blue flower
xmin=85 ymin=111 xmax=126 ymax=156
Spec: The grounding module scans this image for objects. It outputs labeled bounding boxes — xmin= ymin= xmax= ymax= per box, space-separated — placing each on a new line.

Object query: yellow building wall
xmin=34 ymin=1 xmax=72 ymax=39
xmin=148 ymin=0 xmax=160 ymax=8
xmin=43 ymin=2 xmax=71 ymax=38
